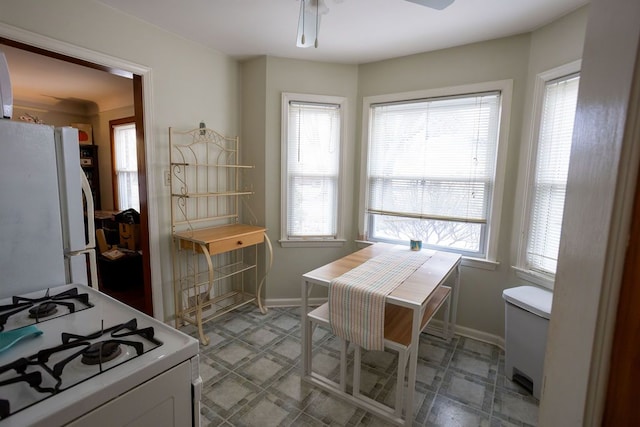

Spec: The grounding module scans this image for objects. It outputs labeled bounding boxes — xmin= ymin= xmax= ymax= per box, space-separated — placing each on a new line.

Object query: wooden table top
xmin=303 ymin=243 xmax=461 ymax=308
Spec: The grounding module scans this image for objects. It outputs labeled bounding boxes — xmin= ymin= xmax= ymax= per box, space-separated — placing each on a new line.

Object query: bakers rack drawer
xmin=207 ymin=230 xmax=264 ymax=256
xmin=174 ymin=224 xmax=266 ymax=255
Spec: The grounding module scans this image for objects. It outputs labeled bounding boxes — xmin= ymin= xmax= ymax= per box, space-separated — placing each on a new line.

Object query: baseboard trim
xmin=265 ymin=297 xmax=505 ymax=350
xmin=424 ymin=319 xmax=505 ymax=350
xmin=266 ymin=297 xmax=327 ymax=307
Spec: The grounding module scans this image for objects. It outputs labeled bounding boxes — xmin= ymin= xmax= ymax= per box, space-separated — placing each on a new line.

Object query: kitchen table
xmin=300 ymin=242 xmax=461 ymax=425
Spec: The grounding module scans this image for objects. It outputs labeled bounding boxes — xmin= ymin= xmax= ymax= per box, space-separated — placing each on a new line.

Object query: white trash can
xmin=502 ymin=285 xmax=553 ymax=399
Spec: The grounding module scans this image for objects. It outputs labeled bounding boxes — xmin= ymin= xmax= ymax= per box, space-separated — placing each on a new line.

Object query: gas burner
xmin=0 ymin=287 xmax=94 ymax=332
xmin=28 ymin=303 xmax=58 ymax=319
xmin=81 ymin=341 xmax=122 ymax=365
xmin=42 ymin=319 xmax=162 ymax=383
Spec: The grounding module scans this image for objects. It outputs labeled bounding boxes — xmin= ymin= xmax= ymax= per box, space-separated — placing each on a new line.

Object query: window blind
xmin=286 ymin=101 xmax=340 ymax=238
xmin=526 ymin=74 xmax=580 ymax=274
xmin=114 ymin=123 xmax=139 ymax=212
xmin=366 ymin=92 xmax=501 ymax=253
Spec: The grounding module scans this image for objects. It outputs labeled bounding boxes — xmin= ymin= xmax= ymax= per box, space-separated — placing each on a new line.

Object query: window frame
xmin=514 ymin=60 xmax=581 ymax=289
xmin=359 ymin=80 xmax=513 ymax=267
xmin=109 ymin=116 xmax=139 ymax=212
xmin=280 ymin=92 xmax=347 ymax=248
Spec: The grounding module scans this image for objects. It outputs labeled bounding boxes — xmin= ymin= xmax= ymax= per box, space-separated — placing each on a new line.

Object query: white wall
xmin=242 ymin=57 xmax=360 ymax=301
xmin=0 ymin=0 xmax=240 ymax=320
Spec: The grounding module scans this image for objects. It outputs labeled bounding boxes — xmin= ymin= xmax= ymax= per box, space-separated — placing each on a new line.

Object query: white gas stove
xmin=0 ymin=285 xmax=201 ymax=427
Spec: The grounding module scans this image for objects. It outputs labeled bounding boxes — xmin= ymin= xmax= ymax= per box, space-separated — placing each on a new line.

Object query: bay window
xmin=360 ymin=81 xmax=512 ymax=262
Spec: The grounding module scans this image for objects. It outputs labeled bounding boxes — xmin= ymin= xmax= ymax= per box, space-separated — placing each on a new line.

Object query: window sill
xmin=279 ymin=239 xmax=347 ymax=248
xmin=461 ymin=257 xmax=499 ymax=271
xmin=355 ymin=240 xmax=499 ymax=271
xmin=512 ymin=266 xmax=554 ymax=290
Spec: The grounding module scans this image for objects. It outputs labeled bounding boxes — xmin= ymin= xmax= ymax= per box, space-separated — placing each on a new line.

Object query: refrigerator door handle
xmin=67 ymin=248 xmax=98 ymax=289
xmin=74 ymin=171 xmax=98 ymax=288
xmin=81 ymin=170 xmax=95 ymax=250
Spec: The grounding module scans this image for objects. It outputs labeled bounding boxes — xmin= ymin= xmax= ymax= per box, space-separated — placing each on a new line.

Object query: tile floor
xmin=182 ymin=305 xmax=539 ymax=427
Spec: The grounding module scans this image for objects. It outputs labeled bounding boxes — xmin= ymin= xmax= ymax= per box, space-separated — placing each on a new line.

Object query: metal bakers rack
xmin=169 ymin=126 xmax=272 ymax=345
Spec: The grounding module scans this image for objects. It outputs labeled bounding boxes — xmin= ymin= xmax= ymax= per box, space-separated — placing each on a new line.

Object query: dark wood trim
xmin=602 ymin=37 xmax=640 ymax=423
xmin=108 ymin=116 xmax=135 ymax=211
xmin=133 ymin=75 xmax=153 ymax=317
xmin=0 ymin=36 xmax=133 ymax=78
xmin=602 ymin=159 xmax=640 ymax=422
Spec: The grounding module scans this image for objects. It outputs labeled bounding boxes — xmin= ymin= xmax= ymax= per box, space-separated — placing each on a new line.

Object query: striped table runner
xmin=328 ymin=249 xmax=431 ymax=351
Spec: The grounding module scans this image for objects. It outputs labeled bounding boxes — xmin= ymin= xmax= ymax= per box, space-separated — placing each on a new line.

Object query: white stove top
xmin=0 ymin=285 xmax=199 ymax=427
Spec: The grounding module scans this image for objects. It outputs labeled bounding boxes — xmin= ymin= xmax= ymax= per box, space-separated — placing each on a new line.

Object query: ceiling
xmin=0 ymin=43 xmax=133 ymax=114
xmin=1 ymin=0 xmax=588 ymax=113
xmin=97 ymin=0 xmax=589 ymax=64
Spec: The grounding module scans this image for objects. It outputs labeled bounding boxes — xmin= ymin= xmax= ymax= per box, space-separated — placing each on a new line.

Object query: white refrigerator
xmin=0 ymin=119 xmax=97 ymax=298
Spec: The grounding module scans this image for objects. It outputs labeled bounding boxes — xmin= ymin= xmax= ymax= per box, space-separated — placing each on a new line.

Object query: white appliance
xmin=0 ymin=120 xmax=201 ymax=426
xmin=0 ymin=52 xmax=12 ymax=119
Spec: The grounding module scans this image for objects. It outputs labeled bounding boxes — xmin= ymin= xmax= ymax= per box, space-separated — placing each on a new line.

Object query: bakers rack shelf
xmin=169 ymin=126 xmax=272 ymax=345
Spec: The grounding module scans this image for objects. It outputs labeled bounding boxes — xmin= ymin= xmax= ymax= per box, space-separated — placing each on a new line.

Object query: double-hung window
xmin=516 ymin=62 xmax=580 ymax=286
xmin=110 ymin=118 xmax=139 ymax=212
xmin=281 ymin=93 xmax=346 ymax=247
xmin=360 ymin=81 xmax=512 ymax=262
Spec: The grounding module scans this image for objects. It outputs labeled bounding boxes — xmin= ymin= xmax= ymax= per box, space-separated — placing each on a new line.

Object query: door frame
xmin=538 ymin=0 xmax=640 ymax=423
xmin=108 ymin=113 xmax=153 ymax=316
xmin=0 ymin=24 xmax=163 ymax=319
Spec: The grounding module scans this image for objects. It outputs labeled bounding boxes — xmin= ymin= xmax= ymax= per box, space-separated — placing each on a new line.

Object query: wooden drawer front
xmin=207 ymin=231 xmax=264 ymax=256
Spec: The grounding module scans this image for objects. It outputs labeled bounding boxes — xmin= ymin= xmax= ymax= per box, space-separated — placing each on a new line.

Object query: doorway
xmin=0 ymin=37 xmax=154 ymax=316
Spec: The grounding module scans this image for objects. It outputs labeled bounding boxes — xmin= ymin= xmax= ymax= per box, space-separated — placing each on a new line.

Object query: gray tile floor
xmin=182 ymin=305 xmax=539 ymax=427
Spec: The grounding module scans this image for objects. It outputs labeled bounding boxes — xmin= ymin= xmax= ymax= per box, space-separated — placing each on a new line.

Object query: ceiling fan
xmin=297 ymin=0 xmax=455 ymax=48
xmin=404 ymin=0 xmax=455 ymax=10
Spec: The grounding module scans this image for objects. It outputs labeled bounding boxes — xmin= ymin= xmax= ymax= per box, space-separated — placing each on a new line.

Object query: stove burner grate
xmin=0 ymin=319 xmax=163 ymax=420
xmin=0 ymin=358 xmax=55 ymax=420
xmin=0 ymin=288 xmax=94 ymax=331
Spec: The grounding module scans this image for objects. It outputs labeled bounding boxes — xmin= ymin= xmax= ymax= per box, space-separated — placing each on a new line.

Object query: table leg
xmin=449 ymin=263 xmax=461 ymax=338
xmin=301 ymin=278 xmax=311 ymax=377
xmin=340 ymin=339 xmax=348 ymax=392
xmin=405 ymin=306 xmax=421 ymax=421
xmin=353 ymin=345 xmax=362 ymax=396
xmin=395 ymin=347 xmax=409 ymax=417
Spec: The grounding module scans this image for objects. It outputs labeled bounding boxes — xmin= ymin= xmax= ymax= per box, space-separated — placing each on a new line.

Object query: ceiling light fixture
xmin=404 ymin=0 xmax=454 ymax=10
xmin=295 ymin=0 xmax=453 ymax=49
xmin=297 ymin=0 xmax=328 ymax=48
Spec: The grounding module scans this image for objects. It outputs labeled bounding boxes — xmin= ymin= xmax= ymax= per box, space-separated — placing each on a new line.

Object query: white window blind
xmin=286 ymin=101 xmax=341 ymax=238
xmin=367 ymin=92 xmax=501 ymax=255
xmin=526 ymin=74 xmax=580 ymax=274
xmin=114 ymin=123 xmax=139 ymax=212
